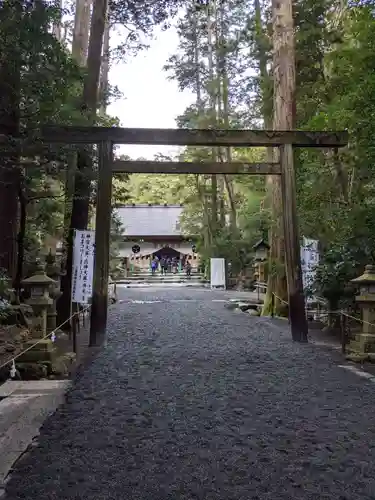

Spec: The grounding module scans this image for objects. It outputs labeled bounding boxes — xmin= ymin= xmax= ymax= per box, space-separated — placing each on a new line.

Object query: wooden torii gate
xmin=29 ymin=126 xmax=348 ymax=344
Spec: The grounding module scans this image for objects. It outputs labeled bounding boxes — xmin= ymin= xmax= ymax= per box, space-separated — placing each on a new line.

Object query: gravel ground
xmin=4 ymin=287 xmax=375 ymax=499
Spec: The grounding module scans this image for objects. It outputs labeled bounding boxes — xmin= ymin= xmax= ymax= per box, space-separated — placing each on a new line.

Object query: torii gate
xmin=8 ymin=126 xmax=348 ymax=344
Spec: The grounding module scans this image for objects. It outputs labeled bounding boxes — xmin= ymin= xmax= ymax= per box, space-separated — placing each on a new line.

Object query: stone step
xmin=126 ymin=273 xmax=203 ymax=278
xmin=118 ymin=282 xmax=209 ymax=288
xmin=117 ymin=279 xmax=207 ymax=284
xmin=116 ymin=274 xmax=204 ymax=283
xmin=123 ymin=276 xmax=204 ymax=280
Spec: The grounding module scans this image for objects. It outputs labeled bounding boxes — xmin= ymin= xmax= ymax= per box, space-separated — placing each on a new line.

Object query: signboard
xmin=72 ymin=230 xmax=95 ymax=304
xmin=301 ymin=237 xmax=319 ymax=298
xmin=210 ymin=258 xmax=226 ymax=289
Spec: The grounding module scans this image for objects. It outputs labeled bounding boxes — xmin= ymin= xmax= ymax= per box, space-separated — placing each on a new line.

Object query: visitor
xmin=172 ymin=257 xmax=178 ymax=274
xmin=160 ymin=257 xmax=167 ymax=275
xmin=151 ymin=258 xmax=158 ymax=275
xmin=166 ymin=257 xmax=172 ymax=273
xmin=185 ymin=260 xmax=192 ymax=278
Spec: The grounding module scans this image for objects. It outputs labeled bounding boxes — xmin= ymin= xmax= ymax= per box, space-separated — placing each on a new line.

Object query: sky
xmin=107 ymin=24 xmax=195 ymax=160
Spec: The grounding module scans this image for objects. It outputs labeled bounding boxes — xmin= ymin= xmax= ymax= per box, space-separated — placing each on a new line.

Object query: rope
xmin=0 ymin=304 xmax=91 ymax=372
xmin=340 ymin=311 xmax=375 ymax=327
xmin=256 ymin=279 xmax=372 ymax=336
xmin=272 ymin=293 xmax=289 ymax=306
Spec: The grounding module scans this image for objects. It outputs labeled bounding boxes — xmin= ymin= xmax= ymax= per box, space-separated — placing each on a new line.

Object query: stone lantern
xmin=21 ymin=261 xmax=57 ymax=338
xmin=45 ymin=250 xmax=63 ymax=333
xmin=253 ymin=239 xmax=270 ymax=284
xmin=348 ymin=264 xmax=375 ymax=360
xmin=253 ymin=239 xmax=270 ymax=262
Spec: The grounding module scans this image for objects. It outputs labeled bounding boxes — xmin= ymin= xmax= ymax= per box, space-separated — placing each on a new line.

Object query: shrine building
xmin=114 ymin=204 xmax=199 ymax=271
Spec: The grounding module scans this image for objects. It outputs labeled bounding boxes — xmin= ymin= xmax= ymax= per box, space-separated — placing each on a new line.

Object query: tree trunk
xmin=99 ymin=10 xmax=110 ymax=115
xmin=0 ymin=1 xmax=21 ymax=282
xmin=72 ymin=0 xmax=92 ymax=63
xmin=195 ymin=176 xmax=213 ymax=245
xmin=191 ymin=6 xmax=202 ymax=109
xmin=272 ymin=0 xmax=295 ymax=293
xmin=191 ymin=6 xmax=211 ymax=257
xmin=206 ymin=2 xmax=218 ymax=237
xmin=58 ymin=0 xmax=108 ymax=326
xmin=15 ymin=179 xmax=27 ymax=293
xmin=214 ymin=2 xmax=226 ymax=229
xmin=61 ymin=0 xmax=92 ymax=276
xmin=221 ymin=32 xmax=237 ymax=231
xmin=254 ymin=0 xmax=289 ymax=315
xmin=52 ymin=0 xmax=63 ymax=41
xmin=59 ymin=0 xmax=93 ymax=324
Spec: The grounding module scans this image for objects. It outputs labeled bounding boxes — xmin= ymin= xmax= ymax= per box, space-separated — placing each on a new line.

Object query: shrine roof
xmin=114 ymin=204 xmax=184 ymax=237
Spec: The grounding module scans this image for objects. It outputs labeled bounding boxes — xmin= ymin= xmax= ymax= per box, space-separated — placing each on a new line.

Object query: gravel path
xmin=4 ymin=287 xmax=375 ymax=499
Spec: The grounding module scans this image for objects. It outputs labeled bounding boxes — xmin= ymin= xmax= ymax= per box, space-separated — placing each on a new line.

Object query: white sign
xmin=72 ymin=230 xmax=95 ymax=304
xmin=210 ymin=258 xmax=226 ymax=289
xmin=301 ymin=237 xmax=319 ymax=296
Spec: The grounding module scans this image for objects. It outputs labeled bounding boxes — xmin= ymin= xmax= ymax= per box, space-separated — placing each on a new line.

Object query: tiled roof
xmin=114 ymin=205 xmax=184 ymax=237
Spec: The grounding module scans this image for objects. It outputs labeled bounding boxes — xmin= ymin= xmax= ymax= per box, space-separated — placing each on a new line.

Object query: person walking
xmin=160 ymin=257 xmax=167 ymax=275
xmin=166 ymin=257 xmax=172 ymax=273
xmin=151 ymin=258 xmax=158 ymax=275
xmin=185 ymin=260 xmax=192 ymax=278
xmin=172 ymin=257 xmax=178 ymax=274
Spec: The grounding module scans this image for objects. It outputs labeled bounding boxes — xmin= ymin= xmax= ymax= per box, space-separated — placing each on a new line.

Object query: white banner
xmin=72 ymin=230 xmax=95 ymax=304
xmin=301 ymin=237 xmax=319 ymax=297
xmin=210 ymin=258 xmax=226 ymax=289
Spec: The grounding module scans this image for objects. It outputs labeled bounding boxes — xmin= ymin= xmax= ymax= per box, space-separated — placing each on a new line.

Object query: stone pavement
xmin=3 ymin=287 xmax=375 ymax=499
xmin=0 ymin=380 xmax=71 ymax=496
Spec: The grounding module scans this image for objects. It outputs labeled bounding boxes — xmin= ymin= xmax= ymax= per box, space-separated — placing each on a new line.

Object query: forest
xmin=0 ymin=0 xmax=374 ymax=325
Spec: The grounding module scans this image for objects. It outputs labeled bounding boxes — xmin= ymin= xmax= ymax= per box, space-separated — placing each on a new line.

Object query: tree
xmin=0 ymin=1 xmax=23 ymax=281
xmin=164 ymin=0 xmax=269 ymax=281
xmin=59 ymin=0 xmax=196 ymax=325
xmin=0 ymin=0 xmax=81 ymax=285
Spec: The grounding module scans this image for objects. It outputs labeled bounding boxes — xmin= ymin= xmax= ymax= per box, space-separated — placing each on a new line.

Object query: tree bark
xmin=72 ymin=0 xmax=92 ymax=63
xmin=255 ymin=0 xmax=289 ymax=315
xmin=59 ymin=0 xmax=93 ymax=324
xmin=15 ymin=178 xmax=27 ymax=293
xmin=191 ymin=5 xmax=202 ymax=109
xmin=58 ymin=0 xmax=108 ymax=326
xmin=264 ymin=0 xmax=307 ymax=338
xmin=206 ymin=1 xmax=218 ymax=236
xmin=0 ymin=1 xmax=22 ymax=282
xmin=99 ymin=10 xmax=110 ymax=115
xmin=221 ymin=29 xmax=237 ymax=231
xmin=271 ymin=0 xmax=295 ymax=306
xmin=61 ymin=0 xmax=92 ymax=273
xmin=52 ymin=0 xmax=63 ymax=41
xmin=214 ymin=2 xmax=226 ymax=229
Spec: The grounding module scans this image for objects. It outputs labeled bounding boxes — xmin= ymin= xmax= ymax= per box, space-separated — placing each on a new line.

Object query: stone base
xmin=16 ymin=362 xmax=49 ymax=379
xmin=14 ymin=352 xmax=76 ymax=380
xmin=346 ymin=334 xmax=375 ymax=362
xmin=51 ymin=352 xmax=76 ymax=377
xmin=18 ymin=339 xmax=56 ymax=363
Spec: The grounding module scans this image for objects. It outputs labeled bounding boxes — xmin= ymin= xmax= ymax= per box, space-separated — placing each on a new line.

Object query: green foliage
xmin=0 ymin=269 xmax=10 ymax=299
xmin=0 ymin=269 xmax=12 ymax=323
xmin=124 ymin=174 xmax=189 ymax=205
xmin=296 ymin=3 xmax=375 ymax=299
xmin=109 ymin=210 xmax=124 ymax=276
xmin=5 ymin=0 xmax=375 ymax=302
xmin=312 ymin=246 xmax=357 ymax=305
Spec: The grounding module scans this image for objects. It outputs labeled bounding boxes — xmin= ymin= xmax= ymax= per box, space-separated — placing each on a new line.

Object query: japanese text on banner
xmin=301 ymin=237 xmax=319 ymax=298
xmin=72 ymin=230 xmax=95 ymax=304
